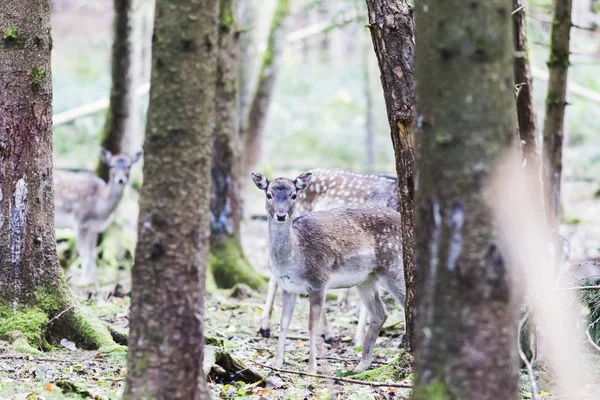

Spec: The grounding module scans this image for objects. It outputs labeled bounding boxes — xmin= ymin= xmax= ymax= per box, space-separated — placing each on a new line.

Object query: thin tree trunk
xmin=237 ymin=0 xmax=259 ymax=130
xmin=210 ymin=0 xmax=266 ymax=290
xmin=243 ymin=0 xmax=291 ymax=173
xmin=365 ymin=0 xmax=416 ymax=354
xmin=413 ymin=0 xmax=519 ymax=398
xmin=97 ymin=0 xmax=135 ymax=182
xmin=124 ymin=0 xmax=219 ymax=397
xmin=542 ymin=0 xmax=572 ymax=230
xmin=0 ymin=0 xmax=115 ymax=352
xmin=362 ymin=34 xmax=375 ymax=173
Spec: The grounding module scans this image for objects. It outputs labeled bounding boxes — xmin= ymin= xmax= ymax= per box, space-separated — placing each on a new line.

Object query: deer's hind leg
xmin=354 ymin=278 xmax=387 ymax=373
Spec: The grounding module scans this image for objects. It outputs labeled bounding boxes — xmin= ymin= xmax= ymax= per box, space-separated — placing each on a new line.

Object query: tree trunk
xmin=0 ymin=0 xmax=115 ymax=353
xmin=210 ymin=0 xmax=266 ymax=291
xmin=364 ymin=0 xmax=417 ymax=354
xmin=237 ymin=0 xmax=259 ymax=130
xmin=362 ymin=34 xmax=375 ymax=173
xmin=542 ymin=0 xmax=572 ymax=230
xmin=123 ymin=0 xmax=219 ymax=398
xmin=413 ymin=0 xmax=519 ymax=398
xmin=97 ymin=0 xmax=135 ymax=182
xmin=243 ymin=0 xmax=291 ymax=173
xmin=513 ymin=0 xmax=540 ymax=171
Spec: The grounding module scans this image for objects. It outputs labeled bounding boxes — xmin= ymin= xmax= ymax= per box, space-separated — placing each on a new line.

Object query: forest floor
xmin=2 ymin=181 xmax=600 ymax=399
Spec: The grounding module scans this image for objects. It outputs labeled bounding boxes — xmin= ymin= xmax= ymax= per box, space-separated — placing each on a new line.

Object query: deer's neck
xmin=267 ymin=220 xmax=296 ymax=268
xmin=96 ymin=180 xmax=126 ymax=219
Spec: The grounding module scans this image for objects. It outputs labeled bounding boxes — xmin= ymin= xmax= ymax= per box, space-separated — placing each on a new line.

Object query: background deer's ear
xmin=294 ymin=172 xmax=312 ymax=191
xmin=130 ymin=151 xmax=143 ymax=165
xmin=250 ymin=172 xmax=269 ymax=190
xmin=100 ymin=148 xmax=112 ymax=165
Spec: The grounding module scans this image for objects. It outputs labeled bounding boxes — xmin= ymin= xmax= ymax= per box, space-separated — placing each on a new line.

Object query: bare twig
xmin=45 ymin=305 xmax=76 ymax=326
xmin=556 ymin=285 xmax=600 ymax=292
xmin=518 ymin=310 xmax=540 ymax=400
xmin=512 ymin=5 xmax=525 ymax=15
xmin=585 ymin=327 xmax=600 ymax=353
xmin=251 ymin=361 xmax=412 ymax=388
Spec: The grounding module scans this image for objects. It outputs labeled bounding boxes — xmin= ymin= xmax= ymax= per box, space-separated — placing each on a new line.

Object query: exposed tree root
xmin=210 ymin=236 xmax=267 ymax=290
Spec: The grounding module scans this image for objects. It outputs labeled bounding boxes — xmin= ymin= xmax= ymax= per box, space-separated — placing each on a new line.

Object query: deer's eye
xmin=291 ymin=194 xmax=297 ymax=200
xmin=266 ymin=193 xmax=273 ymax=200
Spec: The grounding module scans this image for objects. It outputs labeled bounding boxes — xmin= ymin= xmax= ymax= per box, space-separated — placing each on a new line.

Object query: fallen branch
xmin=556 ymin=285 xmax=600 ymax=292
xmin=250 ymin=360 xmax=412 ymax=388
xmin=46 ymin=305 xmax=76 ymax=326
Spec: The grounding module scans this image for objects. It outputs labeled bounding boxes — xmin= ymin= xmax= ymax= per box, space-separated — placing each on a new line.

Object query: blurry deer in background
xmin=251 ymin=171 xmax=405 ymax=373
xmin=258 ymin=168 xmax=400 ymax=346
xmin=54 ymin=148 xmax=142 ymax=288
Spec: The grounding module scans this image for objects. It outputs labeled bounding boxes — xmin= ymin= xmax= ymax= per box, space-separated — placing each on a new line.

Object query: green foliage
xmin=582 ymin=284 xmax=600 ymax=346
xmin=0 ymin=306 xmax=48 ymax=351
xmin=2 ymin=25 xmax=19 ymax=41
xmin=412 ymin=379 xmax=456 ymax=400
xmin=348 ymin=351 xmax=412 ymax=382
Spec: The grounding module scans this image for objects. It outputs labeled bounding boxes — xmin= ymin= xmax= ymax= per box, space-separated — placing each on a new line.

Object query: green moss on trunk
xmin=210 ymin=237 xmax=266 ymax=290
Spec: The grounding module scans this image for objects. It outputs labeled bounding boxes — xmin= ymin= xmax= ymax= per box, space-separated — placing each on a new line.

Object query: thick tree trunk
xmin=0 ymin=0 xmax=115 ymax=352
xmin=542 ymin=0 xmax=572 ymax=229
xmin=364 ymin=0 xmax=417 ymax=354
xmin=243 ymin=0 xmax=291 ymax=173
xmin=413 ymin=0 xmax=519 ymax=398
xmin=210 ymin=0 xmax=266 ymax=290
xmin=97 ymin=0 xmax=135 ymax=182
xmin=123 ymin=0 xmax=219 ymax=398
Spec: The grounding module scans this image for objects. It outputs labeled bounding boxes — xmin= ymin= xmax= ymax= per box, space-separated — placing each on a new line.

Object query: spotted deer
xmin=258 ymin=168 xmax=399 ymax=346
xmin=251 ymin=171 xmax=405 ymax=373
xmin=54 ymin=148 xmax=142 ymax=287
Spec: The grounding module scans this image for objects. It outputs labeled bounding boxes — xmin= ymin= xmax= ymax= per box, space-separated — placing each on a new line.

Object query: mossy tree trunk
xmin=364 ymin=0 xmax=417 ymax=354
xmin=242 ymin=0 xmax=291 ymax=173
xmin=124 ymin=0 xmax=219 ymax=397
xmin=210 ymin=0 xmax=265 ymax=291
xmin=542 ymin=0 xmax=572 ymax=230
xmin=97 ymin=0 xmax=135 ymax=182
xmin=413 ymin=0 xmax=519 ymax=398
xmin=0 ymin=0 xmax=115 ymax=353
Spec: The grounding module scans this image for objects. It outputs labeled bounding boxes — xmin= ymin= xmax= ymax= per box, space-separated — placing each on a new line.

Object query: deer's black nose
xmin=276 ymin=213 xmax=287 ymax=221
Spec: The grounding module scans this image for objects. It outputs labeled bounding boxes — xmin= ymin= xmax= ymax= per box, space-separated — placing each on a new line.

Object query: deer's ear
xmin=250 ymin=172 xmax=269 ymax=190
xmin=294 ymin=172 xmax=312 ymax=191
xmin=130 ymin=151 xmax=143 ymax=165
xmin=100 ymin=148 xmax=112 ymax=164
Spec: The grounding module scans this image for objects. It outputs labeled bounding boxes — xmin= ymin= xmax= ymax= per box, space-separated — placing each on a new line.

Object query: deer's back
xmin=292 ymin=206 xmax=402 ymax=290
xmin=297 ymin=169 xmax=398 ymax=215
xmin=54 ymin=170 xmax=105 ymax=229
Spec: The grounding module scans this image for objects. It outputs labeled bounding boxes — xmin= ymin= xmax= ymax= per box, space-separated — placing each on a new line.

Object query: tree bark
xmin=513 ymin=0 xmax=540 ymax=170
xmin=542 ymin=0 xmax=572 ymax=230
xmin=210 ymin=0 xmax=266 ymax=290
xmin=97 ymin=0 xmax=135 ymax=182
xmin=242 ymin=0 xmax=291 ymax=173
xmin=0 ymin=0 xmax=115 ymax=352
xmin=413 ymin=0 xmax=519 ymax=398
xmin=364 ymin=0 xmax=417 ymax=354
xmin=123 ymin=0 xmax=219 ymax=398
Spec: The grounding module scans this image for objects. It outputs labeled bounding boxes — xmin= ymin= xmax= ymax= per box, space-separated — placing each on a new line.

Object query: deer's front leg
xmin=275 ymin=290 xmax=296 ymax=368
xmin=260 ymin=276 xmax=278 ymax=338
xmin=308 ymin=290 xmax=326 ymax=374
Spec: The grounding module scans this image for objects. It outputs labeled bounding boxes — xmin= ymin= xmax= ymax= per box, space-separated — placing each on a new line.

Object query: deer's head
xmin=251 ymin=171 xmax=312 ymax=222
xmin=100 ymin=148 xmax=143 ymax=185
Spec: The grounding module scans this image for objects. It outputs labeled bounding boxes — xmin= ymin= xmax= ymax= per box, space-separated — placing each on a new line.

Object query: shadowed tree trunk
xmin=97 ymin=0 xmax=135 ymax=182
xmin=364 ymin=0 xmax=416 ymax=354
xmin=124 ymin=0 xmax=219 ymax=397
xmin=413 ymin=0 xmax=519 ymax=398
xmin=513 ymin=0 xmax=540 ymax=174
xmin=542 ymin=0 xmax=572 ymax=230
xmin=0 ymin=0 xmax=116 ymax=353
xmin=243 ymin=0 xmax=291 ymax=173
xmin=210 ymin=0 xmax=266 ymax=290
